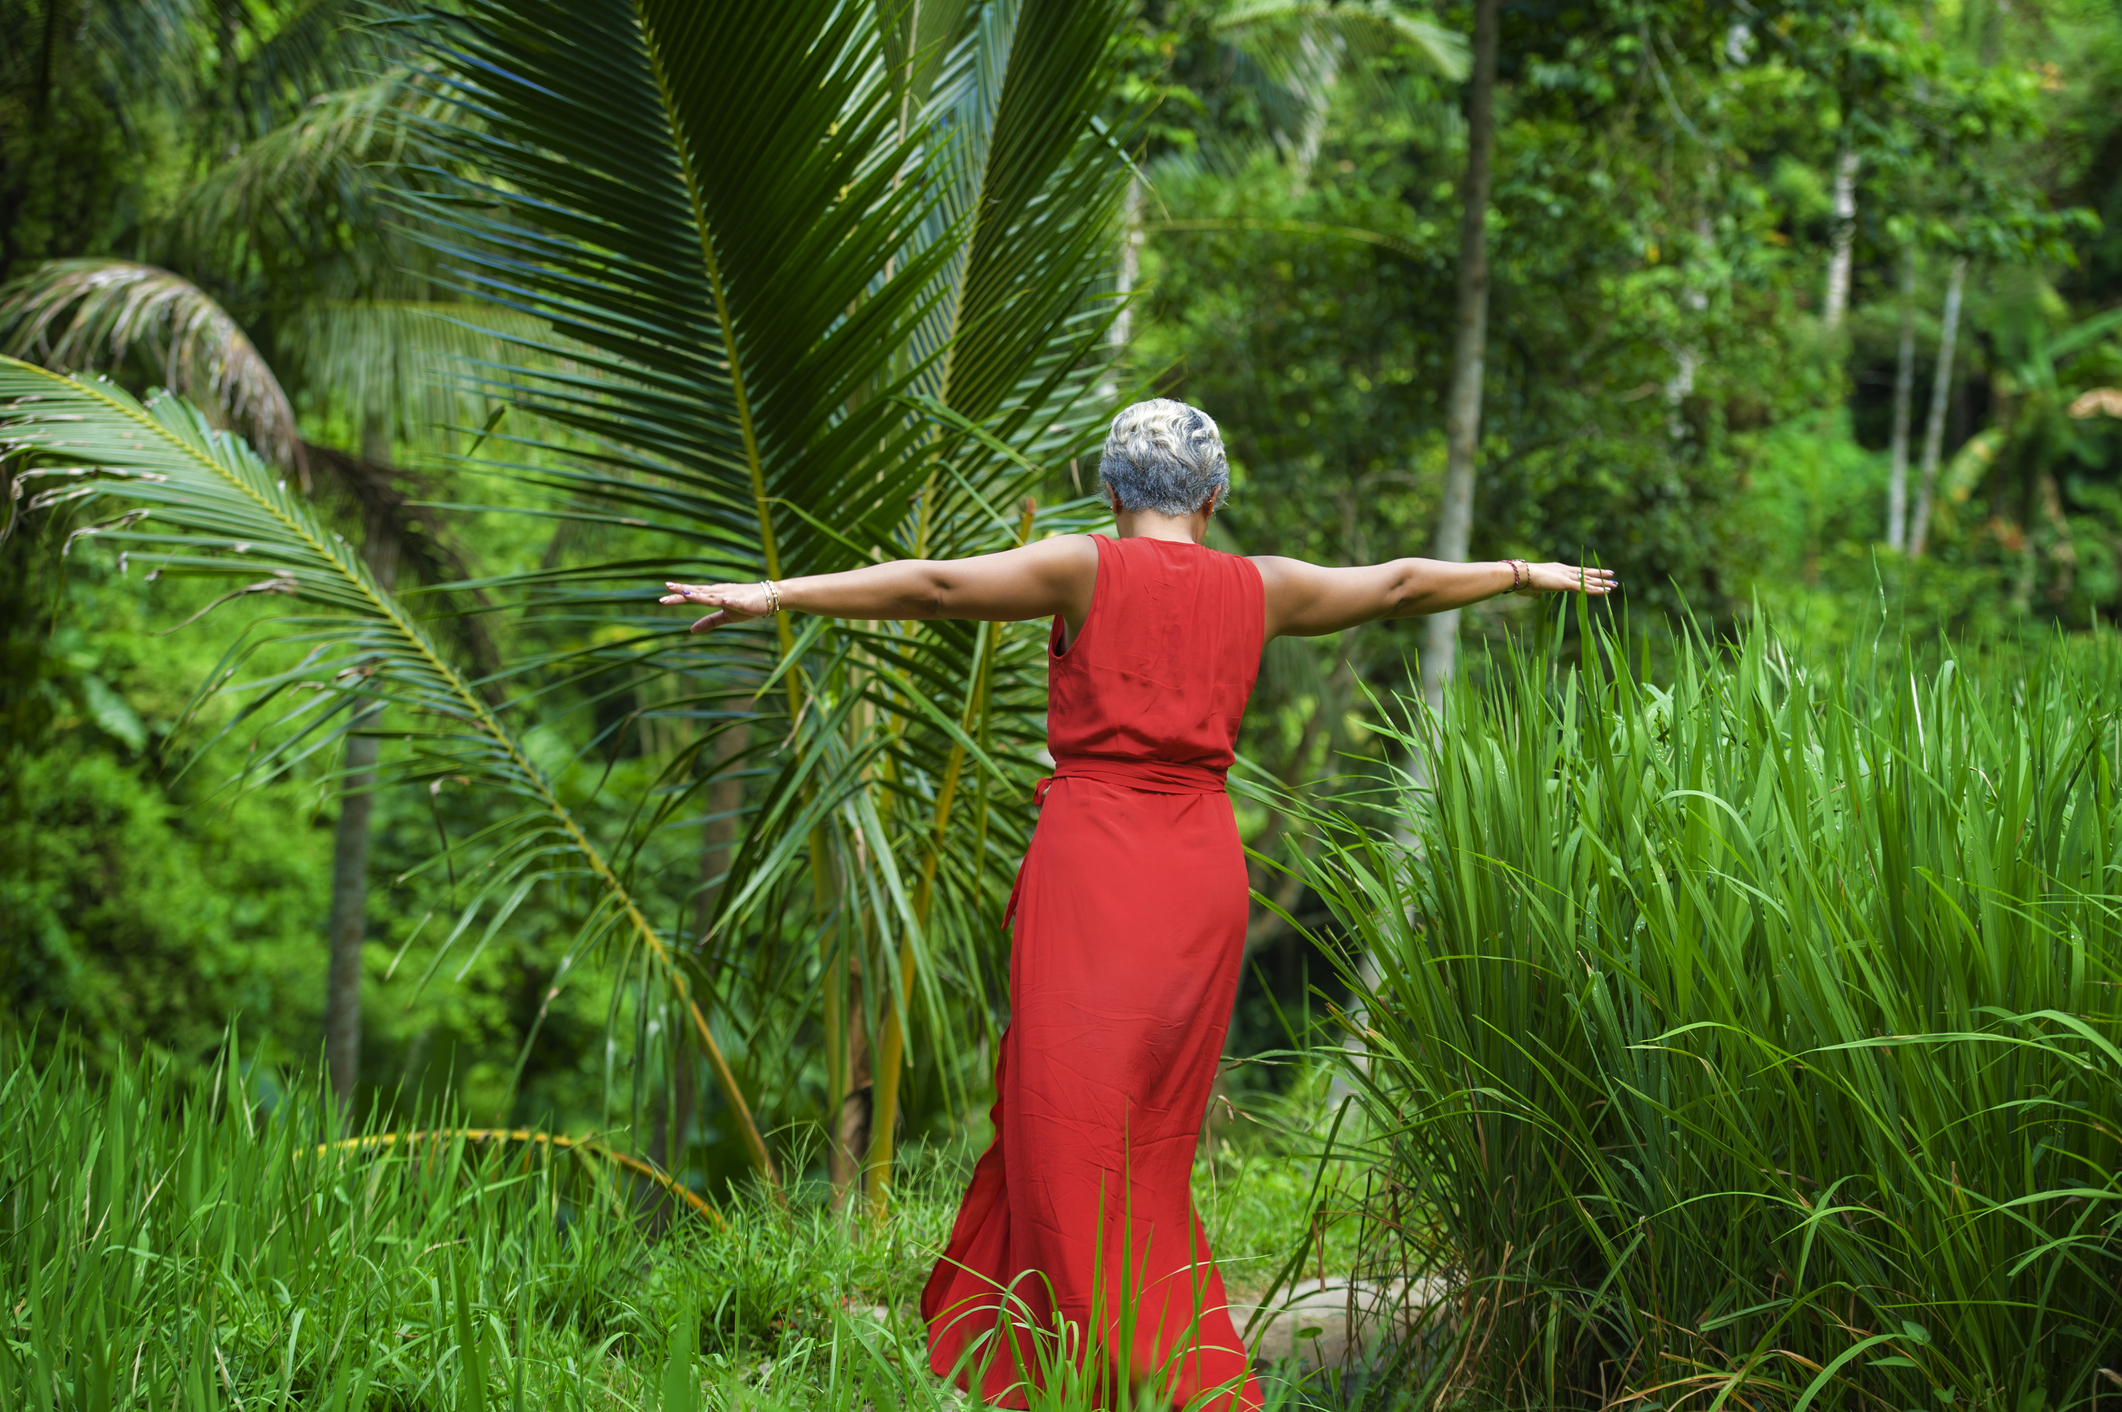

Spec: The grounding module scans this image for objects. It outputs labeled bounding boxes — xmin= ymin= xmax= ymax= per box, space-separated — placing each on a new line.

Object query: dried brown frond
xmin=0 ymin=259 xmax=304 ymax=483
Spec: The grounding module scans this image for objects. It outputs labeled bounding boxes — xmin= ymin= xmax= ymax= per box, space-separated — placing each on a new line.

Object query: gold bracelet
xmin=760 ymin=579 xmax=782 ymax=614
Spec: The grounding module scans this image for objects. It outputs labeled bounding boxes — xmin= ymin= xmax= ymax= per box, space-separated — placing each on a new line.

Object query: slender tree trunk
xmin=1419 ymin=0 xmax=1500 ymax=711
xmin=1822 ymin=144 xmax=1859 ymax=330
xmin=1909 ymin=256 xmax=1967 ymax=559
xmin=1665 ymin=211 xmax=1714 ymax=441
xmin=1886 ymin=245 xmax=1918 ymax=550
xmin=326 ymin=731 xmax=379 ymax=1115
xmin=325 ymin=417 xmax=400 ymax=1118
xmin=1098 ymin=177 xmax=1143 ymax=405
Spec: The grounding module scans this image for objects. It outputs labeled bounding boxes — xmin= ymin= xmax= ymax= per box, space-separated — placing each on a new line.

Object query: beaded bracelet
xmin=1507 ymin=559 xmax=1530 ymax=593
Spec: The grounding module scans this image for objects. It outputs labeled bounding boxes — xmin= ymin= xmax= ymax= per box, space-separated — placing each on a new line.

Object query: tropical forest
xmin=1 ymin=0 xmax=2119 ymax=1408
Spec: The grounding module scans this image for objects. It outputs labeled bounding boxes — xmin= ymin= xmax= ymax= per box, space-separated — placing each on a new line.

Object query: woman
xmin=662 ymin=399 xmax=1614 ymax=1409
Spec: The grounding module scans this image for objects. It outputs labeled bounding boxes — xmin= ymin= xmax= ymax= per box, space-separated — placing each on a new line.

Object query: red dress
xmin=923 ymin=534 xmax=1265 ymax=1411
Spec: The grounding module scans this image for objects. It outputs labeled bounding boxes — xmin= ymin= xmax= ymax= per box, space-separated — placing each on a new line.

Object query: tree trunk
xmin=325 ymin=417 xmax=400 ymax=1119
xmin=326 ymin=730 xmax=379 ymax=1116
xmin=1886 ymin=245 xmax=1917 ymax=550
xmin=1909 ymin=256 xmax=1967 ymax=559
xmin=1664 ymin=211 xmax=1714 ymax=441
xmin=1418 ymin=0 xmax=1499 ymax=711
xmin=1098 ymin=176 xmax=1143 ymax=406
xmin=1822 ymin=144 xmax=1859 ymax=331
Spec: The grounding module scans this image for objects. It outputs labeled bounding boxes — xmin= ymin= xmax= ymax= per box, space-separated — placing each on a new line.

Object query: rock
xmin=1229 ymin=1276 xmax=1446 ymax=1367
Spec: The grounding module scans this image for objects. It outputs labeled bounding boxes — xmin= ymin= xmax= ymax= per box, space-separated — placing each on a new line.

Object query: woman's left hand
xmin=660 ymin=581 xmax=776 ymax=633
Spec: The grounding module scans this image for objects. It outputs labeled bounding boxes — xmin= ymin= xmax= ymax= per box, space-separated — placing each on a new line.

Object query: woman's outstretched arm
xmin=660 ymin=535 xmax=1099 ymax=634
xmin=1255 ymin=555 xmax=1616 ymax=639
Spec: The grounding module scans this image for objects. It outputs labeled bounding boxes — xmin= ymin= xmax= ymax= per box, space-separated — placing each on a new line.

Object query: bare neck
xmin=1110 ymin=505 xmax=1212 ymax=544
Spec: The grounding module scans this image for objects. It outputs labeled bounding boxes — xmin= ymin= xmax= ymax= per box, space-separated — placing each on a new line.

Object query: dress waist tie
xmin=1033 ymin=755 xmax=1229 ymax=804
xmin=1012 ymin=757 xmax=1229 ymax=924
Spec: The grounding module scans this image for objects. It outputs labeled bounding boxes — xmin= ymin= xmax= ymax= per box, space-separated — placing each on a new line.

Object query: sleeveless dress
xmin=922 ymin=533 xmax=1266 ymax=1412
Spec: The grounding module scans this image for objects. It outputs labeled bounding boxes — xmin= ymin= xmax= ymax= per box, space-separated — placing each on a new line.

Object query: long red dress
xmin=923 ymin=533 xmax=1265 ymax=1411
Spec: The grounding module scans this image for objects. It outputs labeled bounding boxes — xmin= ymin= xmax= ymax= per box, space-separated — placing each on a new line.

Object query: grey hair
xmin=1098 ymin=398 xmax=1229 ymax=515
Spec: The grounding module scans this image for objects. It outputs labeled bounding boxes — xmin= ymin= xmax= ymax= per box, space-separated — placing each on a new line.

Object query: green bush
xmin=1313 ymin=616 xmax=2122 ymax=1409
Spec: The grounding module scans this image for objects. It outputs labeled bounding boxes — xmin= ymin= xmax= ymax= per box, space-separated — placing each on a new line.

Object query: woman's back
xmin=1046 ymin=534 xmax=1263 ymax=778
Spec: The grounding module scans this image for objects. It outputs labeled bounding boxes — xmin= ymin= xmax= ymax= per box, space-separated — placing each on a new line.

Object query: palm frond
xmin=420 ymin=0 xmax=958 ymax=581
xmin=172 ymin=68 xmax=444 ymax=259
xmin=1207 ymin=0 xmax=1467 ymax=178
xmin=0 ymin=260 xmax=302 ymax=476
xmin=226 ymin=0 xmax=402 ymax=134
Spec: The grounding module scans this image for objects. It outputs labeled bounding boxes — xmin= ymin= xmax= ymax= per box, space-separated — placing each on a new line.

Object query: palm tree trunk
xmin=1419 ymin=0 xmax=1499 ymax=711
xmin=1886 ymin=244 xmax=1917 ymax=550
xmin=1822 ymin=143 xmax=1859 ymax=330
xmin=1909 ymin=256 xmax=1967 ymax=559
xmin=325 ymin=417 xmax=400 ymax=1118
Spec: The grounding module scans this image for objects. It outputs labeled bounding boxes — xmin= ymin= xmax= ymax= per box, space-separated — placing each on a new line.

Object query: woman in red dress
xmin=663 ymin=400 xmax=1614 ymax=1409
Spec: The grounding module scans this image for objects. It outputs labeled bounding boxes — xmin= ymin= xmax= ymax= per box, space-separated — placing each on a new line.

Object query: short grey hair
xmin=1098 ymin=398 xmax=1228 ymax=515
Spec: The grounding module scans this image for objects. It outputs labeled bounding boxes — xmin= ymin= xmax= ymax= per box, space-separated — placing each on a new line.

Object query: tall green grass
xmin=0 ymin=1034 xmax=1342 ymax=1409
xmin=0 ymin=1035 xmax=970 ymax=1410
xmin=1312 ymin=620 xmax=2122 ymax=1409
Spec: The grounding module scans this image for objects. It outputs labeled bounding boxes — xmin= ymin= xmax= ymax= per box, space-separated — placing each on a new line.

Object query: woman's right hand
xmin=660 ymin=580 xmax=777 ymax=633
xmin=1524 ymin=562 xmax=1618 ymax=595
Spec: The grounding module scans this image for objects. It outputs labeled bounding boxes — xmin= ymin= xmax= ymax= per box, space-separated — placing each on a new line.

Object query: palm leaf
xmin=170 ymin=67 xmax=442 ymax=260
xmin=0 ymin=261 xmax=303 ymax=475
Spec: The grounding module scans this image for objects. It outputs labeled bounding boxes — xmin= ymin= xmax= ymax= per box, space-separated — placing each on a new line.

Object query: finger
xmin=690 ymin=611 xmax=729 ymax=633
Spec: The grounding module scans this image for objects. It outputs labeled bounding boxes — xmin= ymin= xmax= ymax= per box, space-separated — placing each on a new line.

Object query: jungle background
xmin=1 ymin=0 xmax=2119 ymax=1406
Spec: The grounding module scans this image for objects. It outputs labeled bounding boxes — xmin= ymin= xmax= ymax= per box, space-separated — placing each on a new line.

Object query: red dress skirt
xmin=923 ymin=534 xmax=1265 ymax=1411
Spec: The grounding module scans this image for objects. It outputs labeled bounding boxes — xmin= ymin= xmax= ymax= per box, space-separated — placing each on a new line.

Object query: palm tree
xmin=1208 ymin=0 xmax=1466 ymax=183
xmin=3 ymin=0 xmax=1143 ymax=1208
xmin=1 ymin=38 xmax=538 ymax=1118
xmin=1919 ymin=285 xmax=2122 ymax=609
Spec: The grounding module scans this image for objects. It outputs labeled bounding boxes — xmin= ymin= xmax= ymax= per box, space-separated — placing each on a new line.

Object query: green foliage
xmin=1306 ymin=614 xmax=2122 ymax=1407
xmin=2 ymin=748 xmax=328 ymax=1067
